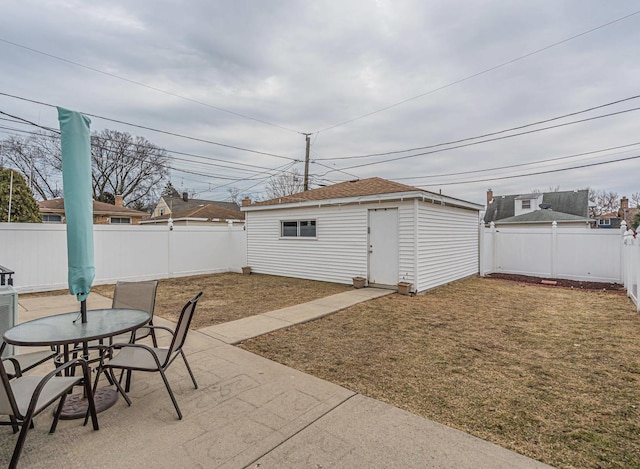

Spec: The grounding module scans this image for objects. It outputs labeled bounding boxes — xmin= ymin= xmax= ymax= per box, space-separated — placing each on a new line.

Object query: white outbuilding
xmin=241 ymin=177 xmax=483 ymax=293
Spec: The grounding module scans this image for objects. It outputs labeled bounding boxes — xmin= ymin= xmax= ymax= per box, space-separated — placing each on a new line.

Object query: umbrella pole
xmin=81 ymin=299 xmax=88 ymax=323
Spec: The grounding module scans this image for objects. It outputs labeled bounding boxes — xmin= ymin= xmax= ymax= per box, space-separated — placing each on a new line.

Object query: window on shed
xmin=597 ymin=218 xmax=611 ymax=226
xmin=281 ymin=220 xmax=316 ymax=237
xmin=110 ymin=217 xmax=132 ymax=224
xmin=521 ymin=200 xmax=531 ymax=209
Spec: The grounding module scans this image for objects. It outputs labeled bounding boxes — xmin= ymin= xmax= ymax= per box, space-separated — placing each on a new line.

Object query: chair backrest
xmin=112 ymin=280 xmax=158 ymax=318
xmin=167 ymin=292 xmax=203 ymax=357
xmin=0 ymin=344 xmax=19 ymax=417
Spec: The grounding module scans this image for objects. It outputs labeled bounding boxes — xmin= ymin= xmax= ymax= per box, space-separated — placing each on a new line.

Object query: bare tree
xmin=0 ymin=131 xmax=62 ymax=200
xmin=265 ymin=169 xmax=305 ymax=199
xmin=588 ymin=188 xmax=620 ymax=217
xmin=631 ymin=192 xmax=640 ymax=208
xmin=91 ymin=129 xmax=169 ymax=209
xmin=2 ymin=129 xmax=169 ymax=210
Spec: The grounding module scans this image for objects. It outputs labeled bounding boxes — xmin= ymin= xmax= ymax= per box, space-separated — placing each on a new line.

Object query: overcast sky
xmin=2 ymin=0 xmax=640 ymax=206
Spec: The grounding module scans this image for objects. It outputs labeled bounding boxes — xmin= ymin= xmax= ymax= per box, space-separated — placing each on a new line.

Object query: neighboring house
xmin=594 ymin=212 xmax=621 ymax=229
xmin=151 ymin=192 xmax=240 ymax=218
xmin=483 ymin=189 xmax=591 ymax=228
xmin=140 ymin=203 xmax=245 ymax=226
xmin=595 ymin=197 xmax=640 ymax=229
xmin=38 ymin=196 xmax=147 ymax=225
xmin=241 ymin=177 xmax=483 ymax=294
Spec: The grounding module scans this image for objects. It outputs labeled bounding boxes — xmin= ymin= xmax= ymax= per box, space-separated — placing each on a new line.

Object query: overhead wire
xmin=0 ymin=93 xmax=297 ymax=161
xmin=415 ymin=153 xmax=640 ymax=187
xmin=395 ymin=142 xmax=640 ymax=181
xmin=317 ymin=94 xmax=640 ymax=160
xmin=0 ymin=38 xmax=303 ymax=135
xmin=314 ymin=9 xmax=640 ymax=134
xmin=316 ymin=106 xmax=640 ymax=176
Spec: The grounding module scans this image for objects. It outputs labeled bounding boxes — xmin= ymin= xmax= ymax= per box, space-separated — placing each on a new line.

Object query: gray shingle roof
xmin=484 ymin=189 xmax=589 ymax=224
xmin=163 ymin=197 xmax=240 ymax=213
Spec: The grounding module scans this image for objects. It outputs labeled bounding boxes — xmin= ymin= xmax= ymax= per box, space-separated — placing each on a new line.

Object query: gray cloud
xmin=1 ymin=0 xmax=639 ymax=204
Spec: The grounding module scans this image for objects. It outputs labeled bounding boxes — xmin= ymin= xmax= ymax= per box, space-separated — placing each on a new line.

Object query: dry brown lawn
xmin=92 ymin=272 xmax=350 ymax=328
xmin=240 ymin=277 xmax=640 ymax=469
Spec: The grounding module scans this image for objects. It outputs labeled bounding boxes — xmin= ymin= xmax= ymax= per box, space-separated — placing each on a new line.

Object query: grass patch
xmin=240 ymin=277 xmax=640 ymax=468
xmin=91 ymin=272 xmax=350 ymax=328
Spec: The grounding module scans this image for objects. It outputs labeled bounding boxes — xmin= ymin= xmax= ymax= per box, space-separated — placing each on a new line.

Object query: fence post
xmin=551 ymin=221 xmax=558 ymax=278
xmin=490 ymin=221 xmax=496 ymax=274
xmin=620 ymin=221 xmax=627 ymax=286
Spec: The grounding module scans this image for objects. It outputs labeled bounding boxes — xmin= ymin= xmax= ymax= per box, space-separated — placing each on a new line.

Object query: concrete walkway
xmin=3 ymin=290 xmax=554 ymax=468
xmin=200 ymin=288 xmax=393 ymax=344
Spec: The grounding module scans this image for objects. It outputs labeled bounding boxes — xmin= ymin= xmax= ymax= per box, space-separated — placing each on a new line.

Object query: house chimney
xmin=242 ymin=197 xmax=252 ymax=207
xmin=114 ymin=195 xmax=124 ymax=207
xmin=486 ymin=189 xmax=493 ymax=206
xmin=621 ymin=196 xmax=629 ymax=210
xmin=182 ymin=192 xmax=188 ymax=202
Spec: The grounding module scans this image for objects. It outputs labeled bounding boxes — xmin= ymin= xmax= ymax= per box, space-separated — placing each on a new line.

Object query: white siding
xmin=246 ymin=205 xmax=370 ymax=284
xmin=246 ymin=200 xmax=480 ymax=291
xmin=416 ymin=203 xmax=479 ymax=292
xmin=398 ymin=203 xmax=416 ymax=285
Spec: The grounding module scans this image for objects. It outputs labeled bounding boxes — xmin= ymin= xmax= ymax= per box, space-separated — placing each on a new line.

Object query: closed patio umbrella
xmin=58 ymin=107 xmax=94 ymax=323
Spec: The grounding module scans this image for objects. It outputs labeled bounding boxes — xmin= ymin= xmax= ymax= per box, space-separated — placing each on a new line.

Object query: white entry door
xmin=368 ymin=208 xmax=398 ymax=286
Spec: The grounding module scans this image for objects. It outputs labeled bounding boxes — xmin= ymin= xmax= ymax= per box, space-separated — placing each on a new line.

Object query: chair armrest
xmin=26 ymin=358 xmax=90 ymax=418
xmin=2 ymin=357 xmax=23 ymax=377
xmin=107 ymin=342 xmax=165 ymax=369
xmin=138 ymin=324 xmax=175 ymax=335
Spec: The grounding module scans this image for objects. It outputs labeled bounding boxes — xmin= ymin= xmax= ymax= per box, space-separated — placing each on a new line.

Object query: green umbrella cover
xmin=58 ymin=107 xmax=95 ymax=321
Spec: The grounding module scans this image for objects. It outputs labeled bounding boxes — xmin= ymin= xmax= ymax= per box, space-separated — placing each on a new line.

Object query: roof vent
xmin=539 ymin=203 xmax=552 ymax=210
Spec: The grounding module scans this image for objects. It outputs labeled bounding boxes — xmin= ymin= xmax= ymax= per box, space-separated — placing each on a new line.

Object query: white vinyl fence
xmin=623 ymin=230 xmax=640 ymax=311
xmin=480 ymin=222 xmax=626 ymax=284
xmin=0 ymin=223 xmax=247 ymax=293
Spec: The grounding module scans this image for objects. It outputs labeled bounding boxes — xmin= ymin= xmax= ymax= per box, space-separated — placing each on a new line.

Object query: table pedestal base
xmin=58 ymin=387 xmax=118 ymax=420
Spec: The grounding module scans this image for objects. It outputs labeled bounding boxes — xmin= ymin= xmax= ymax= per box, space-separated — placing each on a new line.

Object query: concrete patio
xmin=0 ymin=292 xmax=553 ymax=468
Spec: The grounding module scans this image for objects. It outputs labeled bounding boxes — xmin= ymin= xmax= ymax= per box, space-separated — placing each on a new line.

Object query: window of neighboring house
xmin=41 ymin=214 xmax=62 ymax=223
xmin=159 ymin=208 xmax=164 ymax=216
xmin=597 ymin=218 xmax=611 ymax=226
xmin=110 ymin=217 xmax=132 ymax=224
xmin=281 ymin=220 xmax=316 ymax=238
xmin=522 ymin=200 xmax=531 ymax=209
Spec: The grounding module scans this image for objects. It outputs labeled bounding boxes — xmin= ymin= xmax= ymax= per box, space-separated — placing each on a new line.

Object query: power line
xmin=317 ymin=106 xmax=640 ymax=176
xmin=0 ymin=93 xmax=298 ymax=161
xmin=0 ymin=38 xmax=303 ymax=135
xmin=0 ymin=120 xmax=298 ymax=181
xmin=315 ymin=9 xmax=640 ymax=134
xmin=317 ymin=94 xmax=640 ymax=160
xmin=395 ymin=142 xmax=640 ymax=181
xmin=415 ymin=153 xmax=640 ymax=187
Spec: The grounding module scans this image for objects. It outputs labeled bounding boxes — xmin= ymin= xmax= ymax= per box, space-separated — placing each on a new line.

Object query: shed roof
xmin=248 ymin=177 xmax=480 ymax=210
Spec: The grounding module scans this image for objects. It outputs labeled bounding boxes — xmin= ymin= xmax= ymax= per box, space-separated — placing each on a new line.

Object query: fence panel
xmin=481 ymin=224 xmax=624 ymax=283
xmin=0 ymin=223 xmax=247 ymax=292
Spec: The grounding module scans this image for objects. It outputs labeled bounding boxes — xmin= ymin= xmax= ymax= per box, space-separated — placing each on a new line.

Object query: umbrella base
xmin=57 ymin=387 xmax=118 ymax=420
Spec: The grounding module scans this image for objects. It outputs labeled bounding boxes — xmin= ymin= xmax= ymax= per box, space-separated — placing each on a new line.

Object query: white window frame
xmin=597 ymin=218 xmax=611 ymax=226
xmin=280 ymin=219 xmax=317 ymax=238
xmin=41 ymin=214 xmax=63 ymax=223
xmin=521 ymin=200 xmax=531 ymax=209
xmin=110 ymin=217 xmax=132 ymax=225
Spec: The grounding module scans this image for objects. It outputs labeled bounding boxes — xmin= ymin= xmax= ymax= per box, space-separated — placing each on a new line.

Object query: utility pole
xmin=303 ymin=133 xmax=311 ymax=191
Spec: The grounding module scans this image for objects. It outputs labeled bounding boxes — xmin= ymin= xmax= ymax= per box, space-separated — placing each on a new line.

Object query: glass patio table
xmin=3 ymin=308 xmax=150 ymax=418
